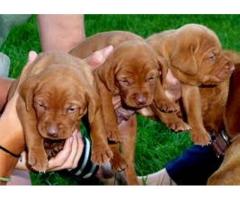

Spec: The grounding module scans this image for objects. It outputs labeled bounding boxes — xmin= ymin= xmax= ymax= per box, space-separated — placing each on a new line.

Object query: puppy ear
xmin=19 ymin=76 xmax=39 ymax=112
xmin=170 ymin=42 xmax=198 ymax=75
xmin=157 ymin=56 xmax=169 ymax=86
xmin=85 ymin=90 xmax=100 ymax=124
xmin=95 ymin=53 xmax=118 ymax=92
xmin=223 ymin=50 xmax=240 ymax=65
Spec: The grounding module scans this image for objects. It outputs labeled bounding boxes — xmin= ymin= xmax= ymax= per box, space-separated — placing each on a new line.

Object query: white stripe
xmin=82 ymin=164 xmax=98 ymax=179
xmin=75 ymin=138 xmax=91 ymax=176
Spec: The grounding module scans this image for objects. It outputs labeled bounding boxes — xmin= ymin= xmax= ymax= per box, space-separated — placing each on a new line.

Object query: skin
xmin=38 ymin=15 xmax=85 ymax=52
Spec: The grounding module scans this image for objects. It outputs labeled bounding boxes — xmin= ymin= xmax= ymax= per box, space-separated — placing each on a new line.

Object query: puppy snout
xmin=47 ymin=124 xmax=59 ymax=138
xmin=134 ymin=94 xmax=147 ymax=106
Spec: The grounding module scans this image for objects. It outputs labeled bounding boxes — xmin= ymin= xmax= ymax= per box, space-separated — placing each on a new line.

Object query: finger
xmin=28 ymin=51 xmax=38 ymax=63
xmin=49 ymin=131 xmax=79 ymax=171
xmin=102 ymin=45 xmax=114 ymax=58
xmin=85 ymin=45 xmax=114 ymax=69
xmin=47 ymin=135 xmax=74 ymax=171
xmin=72 ymin=133 xmax=84 ymax=169
xmin=15 ymin=151 xmax=28 ymax=170
xmin=61 ymin=131 xmax=79 ymax=169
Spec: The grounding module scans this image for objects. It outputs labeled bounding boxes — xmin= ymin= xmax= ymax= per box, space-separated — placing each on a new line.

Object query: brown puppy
xmin=70 ymin=31 xmax=188 ymax=184
xmin=70 ymin=31 xmax=143 ymax=58
xmin=208 ymin=61 xmax=240 ymax=185
xmin=147 ymin=24 xmax=234 ymax=145
xmin=16 ymin=52 xmax=112 ymax=172
xmin=95 ymin=40 xmax=183 ymax=142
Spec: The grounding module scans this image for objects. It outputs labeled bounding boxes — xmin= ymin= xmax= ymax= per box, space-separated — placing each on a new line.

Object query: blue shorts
xmin=166 ymin=145 xmax=223 ymax=185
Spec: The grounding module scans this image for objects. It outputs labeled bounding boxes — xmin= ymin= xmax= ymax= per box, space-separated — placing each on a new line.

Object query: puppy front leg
xmin=17 ymin=98 xmax=48 ymax=172
xmin=96 ymin=78 xmax=121 ymax=142
xmin=119 ymin=115 xmax=139 ymax=185
xmin=109 ymin=143 xmax=127 ymax=172
xmin=154 ymin=79 xmax=178 ymax=112
xmin=181 ymin=84 xmax=211 ymax=145
xmin=152 ymin=104 xmax=190 ymax=132
xmin=90 ymin=108 xmax=113 ymax=165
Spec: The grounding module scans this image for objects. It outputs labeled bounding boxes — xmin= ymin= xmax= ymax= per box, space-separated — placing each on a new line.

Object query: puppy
xmin=16 ymin=52 xmax=112 ymax=172
xmin=208 ymin=60 xmax=240 ymax=185
xmin=147 ymin=24 xmax=234 ymax=145
xmin=70 ymin=31 xmax=143 ymax=58
xmin=71 ymin=31 xmax=189 ymax=184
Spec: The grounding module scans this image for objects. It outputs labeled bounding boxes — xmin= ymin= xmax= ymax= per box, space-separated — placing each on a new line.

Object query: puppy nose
xmin=47 ymin=125 xmax=59 ymax=138
xmin=135 ymin=94 xmax=147 ymax=106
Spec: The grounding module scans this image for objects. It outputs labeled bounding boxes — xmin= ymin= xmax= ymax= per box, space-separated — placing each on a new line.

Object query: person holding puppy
xmin=0 ymin=14 xmax=225 ymax=185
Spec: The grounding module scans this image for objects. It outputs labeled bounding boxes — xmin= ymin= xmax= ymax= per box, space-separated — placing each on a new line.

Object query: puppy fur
xmin=208 ymin=59 xmax=240 ymax=185
xmin=147 ymin=24 xmax=234 ymax=145
xmin=15 ymin=52 xmax=112 ymax=172
xmin=70 ymin=31 xmax=188 ymax=184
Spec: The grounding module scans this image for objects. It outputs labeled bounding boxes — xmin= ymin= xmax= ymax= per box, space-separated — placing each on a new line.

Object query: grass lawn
xmin=1 ymin=14 xmax=239 ymax=185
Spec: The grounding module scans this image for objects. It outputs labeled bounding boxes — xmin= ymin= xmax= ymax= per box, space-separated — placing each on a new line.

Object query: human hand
xmin=47 ymin=130 xmax=84 ymax=171
xmin=164 ymin=69 xmax=182 ymax=102
xmin=84 ymin=45 xmax=114 ymax=70
xmin=16 ymin=130 xmax=84 ymax=171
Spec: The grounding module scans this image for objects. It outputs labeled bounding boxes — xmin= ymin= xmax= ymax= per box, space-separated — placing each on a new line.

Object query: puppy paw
xmin=28 ymin=148 xmax=48 ymax=172
xmin=111 ymin=152 xmax=127 ymax=172
xmin=106 ymin=126 xmax=121 ymax=143
xmin=156 ymin=99 xmax=178 ymax=113
xmin=191 ymin=132 xmax=211 ymax=146
xmin=91 ymin=143 xmax=113 ymax=165
xmin=167 ymin=119 xmax=191 ymax=132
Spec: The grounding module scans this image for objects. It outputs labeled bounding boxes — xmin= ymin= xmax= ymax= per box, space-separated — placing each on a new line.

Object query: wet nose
xmin=47 ymin=125 xmax=59 ymax=138
xmin=135 ymin=94 xmax=147 ymax=106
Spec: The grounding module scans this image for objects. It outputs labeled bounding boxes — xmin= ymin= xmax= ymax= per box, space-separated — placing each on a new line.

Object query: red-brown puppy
xmin=70 ymin=31 xmax=143 ymax=58
xmin=70 ymin=31 xmax=189 ymax=184
xmin=16 ymin=52 xmax=112 ymax=172
xmin=147 ymin=24 xmax=234 ymax=145
xmin=208 ymin=59 xmax=240 ymax=185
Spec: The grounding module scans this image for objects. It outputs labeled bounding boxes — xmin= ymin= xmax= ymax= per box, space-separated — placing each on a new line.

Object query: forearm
xmin=0 ymin=77 xmax=14 ymax=112
xmin=0 ymin=116 xmax=25 ymax=179
xmin=38 ymin=14 xmax=85 ymax=52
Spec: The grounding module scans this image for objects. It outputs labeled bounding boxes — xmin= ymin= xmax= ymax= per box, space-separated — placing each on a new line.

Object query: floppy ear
xmin=19 ymin=76 xmax=39 ymax=112
xmin=95 ymin=53 xmax=119 ymax=92
xmin=157 ymin=56 xmax=169 ymax=85
xmin=223 ymin=50 xmax=240 ymax=65
xmin=85 ymin=90 xmax=100 ymax=124
xmin=170 ymin=41 xmax=199 ymax=75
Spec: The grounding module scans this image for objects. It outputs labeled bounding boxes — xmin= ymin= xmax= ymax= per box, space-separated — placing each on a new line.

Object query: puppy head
xmin=98 ymin=40 xmax=161 ymax=109
xmin=20 ymin=65 xmax=93 ymax=140
xmin=170 ymin=24 xmax=234 ymax=85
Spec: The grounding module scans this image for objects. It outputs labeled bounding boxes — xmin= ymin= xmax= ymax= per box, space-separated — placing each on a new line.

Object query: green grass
xmin=1 ymin=14 xmax=240 ymax=185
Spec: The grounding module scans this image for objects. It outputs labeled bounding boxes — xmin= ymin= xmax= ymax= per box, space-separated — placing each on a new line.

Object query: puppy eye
xmin=208 ymin=52 xmax=216 ymax=61
xmin=119 ymin=79 xmax=130 ymax=87
xmin=146 ymin=76 xmax=155 ymax=82
xmin=67 ymin=106 xmax=78 ymax=113
xmin=35 ymin=101 xmax=47 ymax=110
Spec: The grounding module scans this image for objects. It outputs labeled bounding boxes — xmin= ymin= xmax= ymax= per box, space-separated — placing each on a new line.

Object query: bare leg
xmin=138 ymin=168 xmax=176 ymax=185
xmin=38 ymin=14 xmax=85 ymax=52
